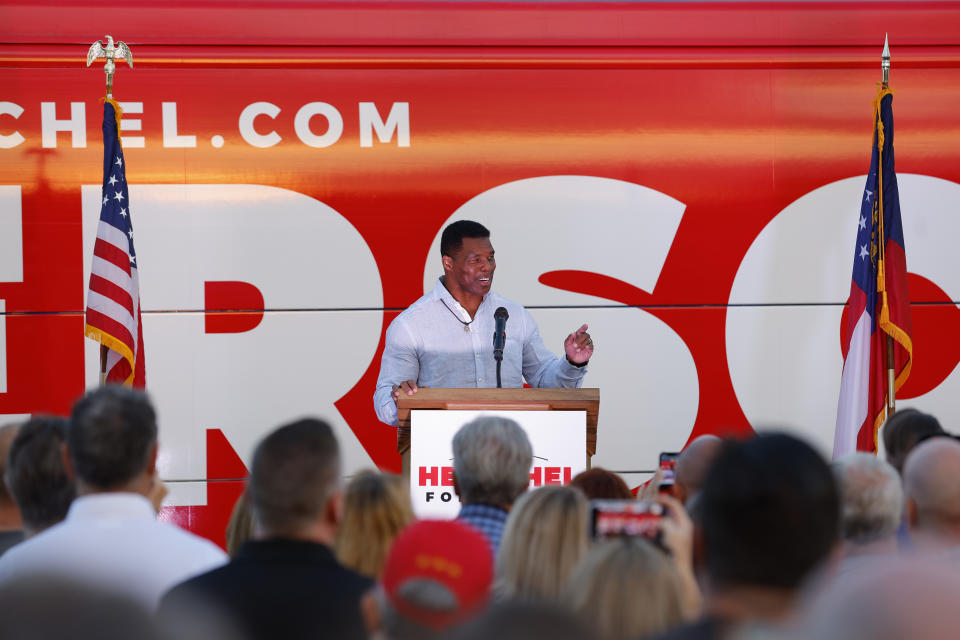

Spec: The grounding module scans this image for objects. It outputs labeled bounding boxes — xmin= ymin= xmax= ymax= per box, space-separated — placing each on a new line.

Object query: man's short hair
xmin=883 ymin=408 xmax=944 ymax=473
xmin=453 ymin=416 xmax=532 ymax=507
xmin=440 ymin=220 xmax=490 ymax=258
xmin=5 ymin=416 xmax=75 ymax=532
xmin=833 ymin=452 xmax=903 ymax=545
xmin=69 ymin=386 xmax=158 ymax=490
xmin=249 ymin=418 xmax=341 ymax=535
xmin=699 ymin=433 xmax=840 ymax=590
xmin=0 ymin=423 xmax=20 ymax=507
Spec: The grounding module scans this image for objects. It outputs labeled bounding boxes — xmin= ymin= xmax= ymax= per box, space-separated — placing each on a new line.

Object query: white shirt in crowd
xmin=0 ymin=493 xmax=228 ymax=611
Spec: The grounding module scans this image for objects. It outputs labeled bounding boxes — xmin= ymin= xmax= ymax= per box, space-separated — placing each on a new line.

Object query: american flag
xmin=834 ymin=88 xmax=912 ymax=457
xmin=84 ymin=100 xmax=146 ymax=387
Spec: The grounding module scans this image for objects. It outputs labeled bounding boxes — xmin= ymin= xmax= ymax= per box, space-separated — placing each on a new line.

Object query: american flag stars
xmin=84 ymin=103 xmax=145 ymax=386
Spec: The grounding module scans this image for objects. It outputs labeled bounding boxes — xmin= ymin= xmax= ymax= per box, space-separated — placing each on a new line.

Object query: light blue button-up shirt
xmin=374 ymin=278 xmax=588 ymax=425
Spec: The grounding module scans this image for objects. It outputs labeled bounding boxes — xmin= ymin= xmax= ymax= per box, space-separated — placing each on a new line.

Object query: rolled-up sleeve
xmin=374 ymin=319 xmax=421 ymax=426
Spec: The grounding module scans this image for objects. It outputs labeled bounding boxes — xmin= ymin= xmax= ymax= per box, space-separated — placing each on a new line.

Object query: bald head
xmin=797 ymin=558 xmax=960 ymax=640
xmin=674 ymin=435 xmax=722 ymax=505
xmin=904 ymin=437 xmax=960 ymax=541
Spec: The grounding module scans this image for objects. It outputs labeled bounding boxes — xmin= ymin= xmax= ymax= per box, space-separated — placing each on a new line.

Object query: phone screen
xmin=589 ymin=499 xmax=665 ymax=542
xmin=658 ymin=452 xmax=680 ymax=493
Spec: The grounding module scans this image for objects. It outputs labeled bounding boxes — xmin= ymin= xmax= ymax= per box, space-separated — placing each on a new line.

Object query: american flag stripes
xmin=834 ymin=88 xmax=912 ymax=457
xmin=84 ymin=100 xmax=146 ymax=387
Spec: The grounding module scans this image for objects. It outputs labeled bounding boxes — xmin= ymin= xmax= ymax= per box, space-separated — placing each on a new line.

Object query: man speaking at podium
xmin=374 ymin=220 xmax=594 ymax=426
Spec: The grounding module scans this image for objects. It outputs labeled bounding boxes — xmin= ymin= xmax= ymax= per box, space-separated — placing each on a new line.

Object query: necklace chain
xmin=440 ymin=299 xmax=474 ymax=332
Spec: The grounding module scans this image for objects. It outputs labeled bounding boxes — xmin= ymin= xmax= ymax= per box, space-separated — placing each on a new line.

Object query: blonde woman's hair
xmin=494 ymin=485 xmax=589 ymax=602
xmin=225 ymin=490 xmax=254 ymax=557
xmin=335 ymin=470 xmax=414 ymax=579
xmin=564 ymin=538 xmax=687 ymax=640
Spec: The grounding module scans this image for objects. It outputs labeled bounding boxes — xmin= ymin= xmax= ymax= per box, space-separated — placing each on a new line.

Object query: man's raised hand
xmin=564 ymin=324 xmax=594 ymax=365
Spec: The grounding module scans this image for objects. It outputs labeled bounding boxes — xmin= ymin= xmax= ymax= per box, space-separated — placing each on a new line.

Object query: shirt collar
xmin=458 ymin=503 xmax=509 ymax=520
xmin=432 ymin=277 xmax=492 ymax=319
xmin=234 ymin=539 xmax=338 ymax=565
xmin=66 ymin=493 xmax=157 ymax=522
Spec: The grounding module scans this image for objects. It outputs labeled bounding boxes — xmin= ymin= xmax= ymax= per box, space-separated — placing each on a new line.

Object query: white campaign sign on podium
xmin=410 ymin=409 xmax=586 ymax=519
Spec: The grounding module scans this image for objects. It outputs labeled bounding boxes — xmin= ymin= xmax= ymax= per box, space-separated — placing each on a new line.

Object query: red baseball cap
xmin=381 ymin=519 xmax=493 ymax=631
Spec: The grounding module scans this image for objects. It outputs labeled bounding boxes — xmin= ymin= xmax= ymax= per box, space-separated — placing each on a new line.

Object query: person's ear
xmin=61 ymin=443 xmax=76 ymax=481
xmin=906 ymin=497 xmax=919 ymax=529
xmin=442 ymin=254 xmax=453 ymax=273
xmin=692 ymin=523 xmax=706 ymax=572
xmin=145 ymin=442 xmax=158 ymax=475
xmin=327 ymin=489 xmax=345 ymax=526
xmin=674 ymin=482 xmax=688 ymax=506
xmin=360 ymin=589 xmax=382 ymax=636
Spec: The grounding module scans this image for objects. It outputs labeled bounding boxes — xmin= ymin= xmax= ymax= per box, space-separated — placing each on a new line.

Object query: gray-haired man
xmin=833 ymin=452 xmax=903 ymax=567
xmin=452 ymin=416 xmax=532 ymax=554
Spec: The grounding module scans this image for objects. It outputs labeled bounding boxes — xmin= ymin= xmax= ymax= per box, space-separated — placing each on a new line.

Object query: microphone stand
xmin=493 ymin=306 xmax=508 ymax=389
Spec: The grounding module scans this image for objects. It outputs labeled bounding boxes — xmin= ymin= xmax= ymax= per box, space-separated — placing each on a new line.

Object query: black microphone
xmin=493 ymin=307 xmax=509 ymax=362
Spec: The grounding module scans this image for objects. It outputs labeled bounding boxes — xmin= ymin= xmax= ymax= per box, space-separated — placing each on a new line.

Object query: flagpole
xmin=881 ymin=33 xmax=897 ymax=418
xmin=88 ymin=35 xmax=133 ymax=386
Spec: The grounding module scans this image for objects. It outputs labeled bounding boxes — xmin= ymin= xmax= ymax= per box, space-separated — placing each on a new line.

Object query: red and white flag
xmin=834 ymin=87 xmax=912 ymax=457
xmin=84 ymin=100 xmax=146 ymax=387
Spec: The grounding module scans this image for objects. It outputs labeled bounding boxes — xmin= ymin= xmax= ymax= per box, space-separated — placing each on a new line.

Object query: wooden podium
xmin=397 ymin=388 xmax=599 ymax=475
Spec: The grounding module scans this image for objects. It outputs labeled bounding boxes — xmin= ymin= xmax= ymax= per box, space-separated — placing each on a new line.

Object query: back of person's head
xmin=440 ymin=220 xmax=490 ymax=258
xmin=69 ymin=386 xmax=158 ymax=490
xmin=675 ymin=434 xmax=723 ymax=505
xmin=453 ymin=416 xmax=532 ymax=508
xmin=795 ymin=557 xmax=960 ymax=640
xmin=379 ymin=519 xmax=493 ymax=640
xmin=3 ymin=575 xmax=240 ymax=640
xmin=336 ymin=470 xmax=414 ymax=579
xmin=564 ymin=538 xmax=688 ymax=640
xmin=249 ymin=417 xmax=341 ymax=537
xmin=0 ymin=575 xmax=168 ymax=640
xmin=568 ymin=468 xmax=633 ymax=500
xmin=0 ymin=423 xmax=21 ymax=520
xmin=224 ymin=491 xmax=253 ymax=557
xmin=903 ymin=436 xmax=960 ymax=541
xmin=452 ymin=601 xmax=591 ymax=640
xmin=832 ymin=452 xmax=903 ymax=547
xmin=699 ymin=433 xmax=839 ymax=590
xmin=882 ymin=408 xmax=944 ymax=474
xmin=495 ymin=485 xmax=588 ymax=602
xmin=5 ymin=416 xmax=75 ymax=536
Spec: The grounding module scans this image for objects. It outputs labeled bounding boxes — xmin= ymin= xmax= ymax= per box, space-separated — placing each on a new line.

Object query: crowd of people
xmin=0 ymin=386 xmax=958 ymax=639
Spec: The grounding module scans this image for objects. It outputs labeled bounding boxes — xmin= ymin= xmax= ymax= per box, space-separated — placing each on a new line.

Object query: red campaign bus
xmin=2 ymin=1 xmax=959 ymax=546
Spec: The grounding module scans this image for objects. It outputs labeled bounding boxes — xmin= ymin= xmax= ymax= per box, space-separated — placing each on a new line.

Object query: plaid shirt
xmin=457 ymin=503 xmax=509 ymax=556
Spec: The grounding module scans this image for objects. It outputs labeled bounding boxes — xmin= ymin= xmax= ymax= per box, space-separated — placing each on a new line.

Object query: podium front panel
xmin=410 ymin=409 xmax=586 ymax=519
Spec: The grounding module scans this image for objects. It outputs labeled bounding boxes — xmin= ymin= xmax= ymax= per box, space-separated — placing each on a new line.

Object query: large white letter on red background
xmin=727 ymin=175 xmax=960 ymax=455
xmin=0 ymin=185 xmax=28 ymax=425
xmin=425 ymin=176 xmax=697 ymax=479
xmin=82 ymin=185 xmax=382 ymax=505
